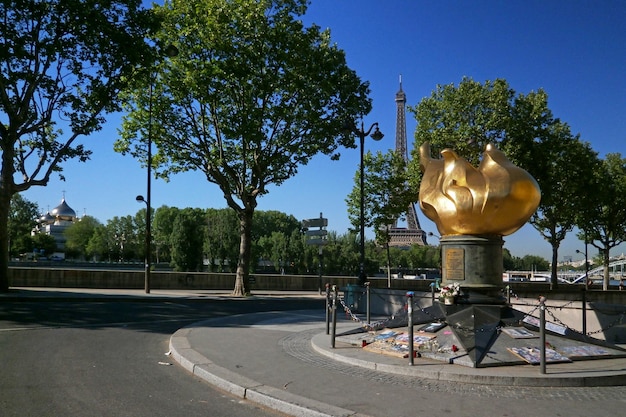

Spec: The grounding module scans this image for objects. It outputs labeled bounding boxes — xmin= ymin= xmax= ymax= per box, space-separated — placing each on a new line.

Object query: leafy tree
xmin=252 ymin=210 xmax=301 ymax=242
xmin=502 ymin=248 xmax=516 ymax=271
xmin=106 ymin=215 xmax=139 ymax=262
xmin=409 ymin=78 xmax=514 ymax=168
xmin=287 ymin=228 xmax=307 ymax=274
xmin=525 ymin=134 xmax=599 ymax=288
xmin=86 ymin=225 xmax=109 ymax=261
xmin=206 ymin=208 xmax=239 ymax=272
xmin=325 ymin=231 xmax=361 ymax=276
xmin=251 ymin=210 xmax=300 ymax=273
xmin=0 ymin=0 xmax=158 ymax=291
xmin=63 ymin=215 xmax=102 ymax=260
xmin=9 ymin=194 xmax=40 ymax=257
xmin=152 ymin=205 xmax=180 ymax=264
xmin=401 ymin=244 xmax=441 ymax=270
xmin=266 ymin=231 xmax=288 ymax=274
xmin=132 ymin=206 xmax=151 ymax=263
xmin=517 ymin=255 xmax=550 ymax=271
xmin=298 ymin=233 xmax=317 ymax=274
xmin=578 ymin=153 xmax=626 ymax=290
xmin=170 ymin=208 xmax=206 ymax=272
xmin=31 ymin=233 xmax=56 ymax=257
xmin=409 ymin=77 xmax=597 ymax=288
xmin=346 ymin=149 xmax=416 ymax=285
xmin=116 ymin=0 xmax=371 ymax=295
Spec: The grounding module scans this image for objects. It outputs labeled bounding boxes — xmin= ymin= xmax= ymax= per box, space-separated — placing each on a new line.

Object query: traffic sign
xmin=305 ymin=229 xmax=328 ymax=237
xmin=302 ymin=218 xmax=328 ymax=228
xmin=302 ymin=213 xmax=328 ymax=246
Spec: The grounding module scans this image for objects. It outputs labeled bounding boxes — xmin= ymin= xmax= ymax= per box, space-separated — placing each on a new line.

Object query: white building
xmin=34 ymin=197 xmax=78 ymax=258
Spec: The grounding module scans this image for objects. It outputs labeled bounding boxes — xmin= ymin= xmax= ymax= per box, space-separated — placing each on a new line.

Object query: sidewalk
xmin=168 ymin=309 xmax=626 ymax=417
xmin=0 ymin=287 xmax=322 ymax=300
xmin=5 ymin=288 xmax=626 ymax=417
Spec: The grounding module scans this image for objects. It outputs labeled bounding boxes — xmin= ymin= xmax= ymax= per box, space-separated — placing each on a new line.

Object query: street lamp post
xmin=576 ymin=230 xmax=590 ymax=289
xmin=576 ymin=230 xmax=590 ymax=335
xmin=346 ymin=120 xmax=384 ymax=285
xmin=138 ymin=44 xmax=179 ymax=294
xmin=136 ymin=195 xmax=150 ymax=293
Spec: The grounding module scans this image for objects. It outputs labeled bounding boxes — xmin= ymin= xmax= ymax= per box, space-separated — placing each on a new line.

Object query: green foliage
xmin=502 ymin=248 xmax=515 ymax=271
xmin=31 ymin=233 xmax=56 ymax=257
xmin=153 ymin=205 xmax=180 ymax=263
xmin=116 ymin=0 xmax=371 ymax=294
xmin=515 ymin=255 xmax=550 ymax=271
xmin=9 ymin=194 xmax=40 ymax=257
xmin=86 ymin=225 xmax=109 ymax=261
xmin=374 ymin=244 xmax=440 ymax=273
xmin=577 ymin=153 xmax=626 ymax=289
xmin=64 ymin=216 xmax=103 ymax=260
xmin=345 ymin=149 xmax=424 ymax=280
xmin=252 ymin=210 xmax=301 ymax=241
xmin=410 ymin=77 xmax=514 ymax=167
xmin=205 ymin=208 xmax=239 ymax=272
xmin=170 ymin=208 xmax=207 ymax=271
xmin=409 ymin=77 xmax=598 ymax=288
xmin=0 ymin=0 xmax=159 ymax=291
xmin=105 ymin=215 xmax=141 ymax=262
xmin=346 ymin=150 xmax=417 ymax=244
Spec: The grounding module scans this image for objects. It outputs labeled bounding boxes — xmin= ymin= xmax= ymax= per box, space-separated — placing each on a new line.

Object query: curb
xmin=169 ymin=322 xmax=371 ymax=417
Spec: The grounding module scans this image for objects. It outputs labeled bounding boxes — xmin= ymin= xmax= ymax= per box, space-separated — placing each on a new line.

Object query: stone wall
xmin=7 ymin=267 xmax=431 ymax=292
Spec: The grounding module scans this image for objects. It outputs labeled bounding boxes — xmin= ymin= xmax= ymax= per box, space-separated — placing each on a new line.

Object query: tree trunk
xmin=0 ymin=192 xmax=10 ymax=293
xmin=0 ymin=147 xmax=14 ymax=292
xmin=603 ymin=248 xmax=610 ymax=291
xmin=550 ymin=244 xmax=559 ymax=290
xmin=385 ymin=243 xmax=391 ymax=288
xmin=232 ymin=207 xmax=254 ymax=296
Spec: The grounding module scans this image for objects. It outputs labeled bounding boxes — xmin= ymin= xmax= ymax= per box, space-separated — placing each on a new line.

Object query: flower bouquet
xmin=438 ymin=282 xmax=460 ymax=305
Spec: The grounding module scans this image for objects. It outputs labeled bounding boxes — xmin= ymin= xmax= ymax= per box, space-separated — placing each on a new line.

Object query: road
xmin=0 ymin=296 xmax=321 ymax=417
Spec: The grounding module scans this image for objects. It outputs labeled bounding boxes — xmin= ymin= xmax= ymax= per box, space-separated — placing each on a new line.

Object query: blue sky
xmin=23 ymin=0 xmax=626 ymax=263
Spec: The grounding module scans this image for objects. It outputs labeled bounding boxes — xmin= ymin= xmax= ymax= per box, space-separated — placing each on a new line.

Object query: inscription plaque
xmin=445 ymin=248 xmax=465 ymax=280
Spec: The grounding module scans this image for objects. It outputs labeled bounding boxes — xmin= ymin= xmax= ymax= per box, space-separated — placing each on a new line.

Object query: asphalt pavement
xmin=4 ymin=287 xmax=626 ymax=417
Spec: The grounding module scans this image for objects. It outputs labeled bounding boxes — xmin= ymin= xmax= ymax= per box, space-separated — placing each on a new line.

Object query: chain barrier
xmin=370 ymin=289 xmax=416 ymax=307
xmin=337 ymin=296 xmax=407 ymax=331
xmin=507 ymin=286 xmax=626 ymax=336
xmin=331 ymin=285 xmax=626 ymax=338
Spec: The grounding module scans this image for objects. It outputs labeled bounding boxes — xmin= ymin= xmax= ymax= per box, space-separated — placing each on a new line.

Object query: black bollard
xmin=407 ymin=291 xmax=415 ymax=366
xmin=365 ymin=282 xmax=371 ymax=325
xmin=325 ymin=283 xmax=330 ymax=335
xmin=331 ymin=285 xmax=338 ymax=348
xmin=581 ymin=288 xmax=587 ymax=336
xmin=539 ymin=296 xmax=546 ymax=374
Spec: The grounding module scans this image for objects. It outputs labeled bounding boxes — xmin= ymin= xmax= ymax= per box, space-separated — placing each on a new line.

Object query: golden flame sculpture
xmin=419 ymin=142 xmax=540 ymax=236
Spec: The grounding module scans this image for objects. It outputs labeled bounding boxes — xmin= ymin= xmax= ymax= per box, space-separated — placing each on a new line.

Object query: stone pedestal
xmin=441 ymin=235 xmax=505 ymax=304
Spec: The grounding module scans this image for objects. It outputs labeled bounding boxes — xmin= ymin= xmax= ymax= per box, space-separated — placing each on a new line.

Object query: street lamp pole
xmin=136 ymin=195 xmax=150 ymax=293
xmin=346 ymin=120 xmax=383 ymax=285
xmin=138 ymin=44 xmax=179 ymax=294
xmin=576 ymin=230 xmax=590 ymax=335
xmin=576 ymin=230 xmax=590 ymax=289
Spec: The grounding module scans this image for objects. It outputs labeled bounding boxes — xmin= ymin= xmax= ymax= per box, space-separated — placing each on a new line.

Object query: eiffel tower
xmin=388 ymin=77 xmax=428 ymax=247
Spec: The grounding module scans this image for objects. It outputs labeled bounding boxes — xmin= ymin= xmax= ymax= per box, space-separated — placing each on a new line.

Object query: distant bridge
xmin=567 ymin=258 xmax=626 ymax=284
xmin=505 ymin=258 xmax=626 ymax=285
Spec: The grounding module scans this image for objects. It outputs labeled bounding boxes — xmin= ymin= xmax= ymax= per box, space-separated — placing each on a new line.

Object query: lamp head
xmin=370 ymin=124 xmax=384 ymax=141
